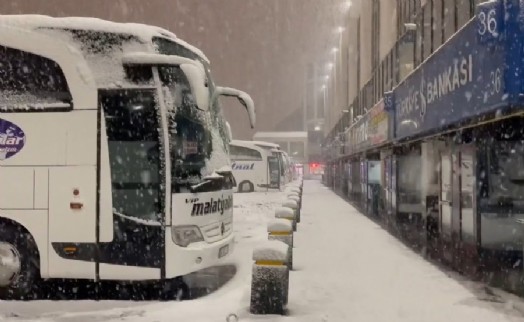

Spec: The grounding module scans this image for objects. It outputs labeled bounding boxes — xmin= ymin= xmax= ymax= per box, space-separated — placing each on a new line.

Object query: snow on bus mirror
xmin=121 ymin=52 xmax=209 ymax=110
xmin=225 ymin=121 xmax=233 ymax=142
xmin=212 ymin=87 xmax=256 ymax=129
xmin=179 ymin=63 xmax=209 ymax=112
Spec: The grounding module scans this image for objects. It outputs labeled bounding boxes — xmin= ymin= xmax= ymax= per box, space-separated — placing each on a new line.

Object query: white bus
xmin=229 ymin=140 xmax=281 ymax=192
xmin=0 ymin=18 xmax=255 ymax=298
xmin=251 ymin=141 xmax=293 ymax=185
xmin=0 ymin=15 xmax=252 ymax=154
xmin=252 ymin=131 xmax=307 ymax=179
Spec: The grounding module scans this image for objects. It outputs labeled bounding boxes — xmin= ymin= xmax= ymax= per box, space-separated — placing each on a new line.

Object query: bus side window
xmin=0 ymin=45 xmax=72 ymax=110
xmin=230 ymin=145 xmax=262 ymax=161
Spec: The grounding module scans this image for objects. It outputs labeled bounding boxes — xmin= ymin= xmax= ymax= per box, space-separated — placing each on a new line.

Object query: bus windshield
xmin=153 ymin=37 xmax=230 ymax=153
xmin=158 ymin=66 xmax=213 ymax=191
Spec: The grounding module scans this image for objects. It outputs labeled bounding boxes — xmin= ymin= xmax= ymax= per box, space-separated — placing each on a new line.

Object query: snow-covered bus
xmin=0 ymin=15 xmax=252 ymax=153
xmin=229 ymin=140 xmax=281 ymax=192
xmin=0 ymin=18 xmax=254 ymax=298
xmin=251 ymin=141 xmax=292 ymax=185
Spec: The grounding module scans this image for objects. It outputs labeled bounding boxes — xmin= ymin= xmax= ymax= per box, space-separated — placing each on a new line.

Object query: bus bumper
xmin=164 ymin=230 xmax=235 ymax=278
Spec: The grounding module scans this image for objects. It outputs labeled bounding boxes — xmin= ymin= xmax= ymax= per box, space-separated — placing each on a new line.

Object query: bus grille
xmin=201 ymin=218 xmax=233 ymax=242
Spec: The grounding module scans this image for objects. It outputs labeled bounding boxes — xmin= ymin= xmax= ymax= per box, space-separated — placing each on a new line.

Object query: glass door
xmin=267 ymin=156 xmax=280 ymax=189
xmin=440 ymin=150 xmax=452 ymax=239
xmin=98 ymin=88 xmax=166 ymax=279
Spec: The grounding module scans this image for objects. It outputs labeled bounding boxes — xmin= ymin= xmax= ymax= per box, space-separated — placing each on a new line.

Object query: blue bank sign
xmin=393 ymin=0 xmax=519 ymax=140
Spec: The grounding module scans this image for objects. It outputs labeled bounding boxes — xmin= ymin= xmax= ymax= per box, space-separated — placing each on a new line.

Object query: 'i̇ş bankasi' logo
xmin=0 ymin=118 xmax=26 ymax=161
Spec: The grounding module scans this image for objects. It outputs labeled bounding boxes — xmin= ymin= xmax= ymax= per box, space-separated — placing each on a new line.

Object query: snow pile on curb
xmin=267 ymin=219 xmax=293 ymax=232
xmin=282 ymin=200 xmax=298 ymax=209
xmin=252 ymin=240 xmax=289 ymax=262
xmin=275 ymin=207 xmax=294 ymax=218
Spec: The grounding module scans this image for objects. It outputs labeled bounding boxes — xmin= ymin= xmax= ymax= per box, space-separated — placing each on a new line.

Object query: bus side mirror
xmin=121 ymin=53 xmax=210 ymax=111
xmin=180 ymin=63 xmax=210 ymax=111
xmin=225 ymin=121 xmax=233 ymax=142
xmin=212 ymin=87 xmax=256 ymax=128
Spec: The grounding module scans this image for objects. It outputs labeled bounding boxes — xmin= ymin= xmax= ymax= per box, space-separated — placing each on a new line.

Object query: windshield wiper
xmin=190 ymin=173 xmax=224 ymax=193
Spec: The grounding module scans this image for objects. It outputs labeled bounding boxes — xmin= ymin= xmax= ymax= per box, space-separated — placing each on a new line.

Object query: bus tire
xmin=160 ymin=277 xmax=190 ymax=301
xmin=238 ymin=181 xmax=254 ymax=193
xmin=0 ymin=223 xmax=38 ymax=300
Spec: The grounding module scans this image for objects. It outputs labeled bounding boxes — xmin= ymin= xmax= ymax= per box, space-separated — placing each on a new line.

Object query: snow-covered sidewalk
xmin=288 ymin=181 xmax=524 ymax=322
xmin=2 ymin=180 xmax=524 ymax=322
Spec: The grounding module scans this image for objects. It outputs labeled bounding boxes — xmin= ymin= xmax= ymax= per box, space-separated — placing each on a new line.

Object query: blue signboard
xmin=393 ymin=0 xmax=515 ymax=140
xmin=352 ymin=113 xmax=369 ymax=153
xmin=384 ymin=91 xmax=395 ymax=141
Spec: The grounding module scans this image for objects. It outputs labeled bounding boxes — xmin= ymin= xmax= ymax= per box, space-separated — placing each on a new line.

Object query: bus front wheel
xmin=0 ymin=224 xmax=38 ymax=299
xmin=238 ymin=181 xmax=254 ymax=193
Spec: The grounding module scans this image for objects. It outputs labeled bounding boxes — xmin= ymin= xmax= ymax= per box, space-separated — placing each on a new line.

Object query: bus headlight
xmin=172 ymin=226 xmax=204 ymax=247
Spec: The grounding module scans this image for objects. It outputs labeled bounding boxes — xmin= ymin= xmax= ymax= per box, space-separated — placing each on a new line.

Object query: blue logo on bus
xmin=232 ymin=162 xmax=254 ymax=170
xmin=0 ymin=118 xmax=26 ymax=160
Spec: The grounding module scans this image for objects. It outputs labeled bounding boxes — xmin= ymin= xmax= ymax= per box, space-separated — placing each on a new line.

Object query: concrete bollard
xmin=282 ymin=199 xmax=300 ymax=224
xmin=287 ymin=194 xmax=300 ymax=204
xmin=286 ymin=186 xmax=301 ymax=197
xmin=275 ymin=206 xmax=297 ymax=231
xmin=267 ymin=219 xmax=293 ymax=270
xmin=250 ymin=240 xmax=290 ymax=314
xmin=286 ymin=194 xmax=301 ymax=221
xmin=287 ymin=192 xmax=301 ymax=210
xmin=287 ymin=188 xmax=301 ymax=198
xmin=267 ymin=218 xmax=294 ymax=247
xmin=287 ymin=184 xmax=299 ymax=190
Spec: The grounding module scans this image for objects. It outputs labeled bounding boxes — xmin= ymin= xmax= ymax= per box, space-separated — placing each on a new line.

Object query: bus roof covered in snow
xmin=0 ymin=23 xmax=97 ymax=111
xmin=0 ymin=14 xmax=210 ymax=63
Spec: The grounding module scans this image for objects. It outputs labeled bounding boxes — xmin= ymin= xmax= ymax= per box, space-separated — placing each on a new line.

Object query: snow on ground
xmin=2 ymin=181 xmax=524 ymax=322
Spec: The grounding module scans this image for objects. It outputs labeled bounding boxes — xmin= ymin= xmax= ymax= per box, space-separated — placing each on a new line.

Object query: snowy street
xmin=3 ymin=180 xmax=524 ymax=321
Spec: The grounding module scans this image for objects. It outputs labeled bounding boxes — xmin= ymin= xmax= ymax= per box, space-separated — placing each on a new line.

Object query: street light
xmin=327 ymin=62 xmax=334 ymax=70
xmin=337 ymin=26 xmax=345 ymax=34
xmin=404 ymin=23 xmax=417 ymax=31
xmin=342 ymin=0 xmax=352 ymax=12
xmin=331 ymin=47 xmax=339 ymax=53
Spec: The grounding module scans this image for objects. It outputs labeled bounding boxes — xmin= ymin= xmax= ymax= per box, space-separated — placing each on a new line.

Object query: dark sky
xmin=2 ymin=0 xmax=347 ymax=139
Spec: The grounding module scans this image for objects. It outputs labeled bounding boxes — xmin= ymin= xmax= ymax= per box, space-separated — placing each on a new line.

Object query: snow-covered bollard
xmin=287 ymin=194 xmax=300 ymax=204
xmin=286 ymin=185 xmax=301 ymax=195
xmin=287 ymin=191 xmax=299 ymax=198
xmin=283 ymin=199 xmax=300 ymax=225
xmin=285 ymin=187 xmax=301 ymax=204
xmin=287 ymin=185 xmax=300 ymax=193
xmin=250 ymin=240 xmax=290 ymax=314
xmin=267 ymin=219 xmax=294 ymax=270
xmin=286 ymin=194 xmax=301 ymax=218
xmin=275 ymin=206 xmax=297 ymax=231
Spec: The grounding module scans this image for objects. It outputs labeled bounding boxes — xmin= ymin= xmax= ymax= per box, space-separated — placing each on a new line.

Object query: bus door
xmin=268 ymin=155 xmax=280 ymax=189
xmin=97 ymin=88 xmax=166 ymax=280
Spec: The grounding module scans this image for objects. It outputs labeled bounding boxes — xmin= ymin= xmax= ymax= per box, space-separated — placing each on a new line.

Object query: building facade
xmin=321 ymin=0 xmax=524 ymax=295
xmin=322 ymin=0 xmax=483 ymax=146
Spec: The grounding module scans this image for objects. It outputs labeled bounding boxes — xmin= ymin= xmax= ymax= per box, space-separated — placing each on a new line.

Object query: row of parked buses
xmin=0 ymin=15 xmax=256 ymax=298
xmin=229 ymin=140 xmax=294 ymax=192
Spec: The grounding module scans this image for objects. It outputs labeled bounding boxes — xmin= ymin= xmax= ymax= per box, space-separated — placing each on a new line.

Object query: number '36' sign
xmin=476 ymin=1 xmax=504 ymax=43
